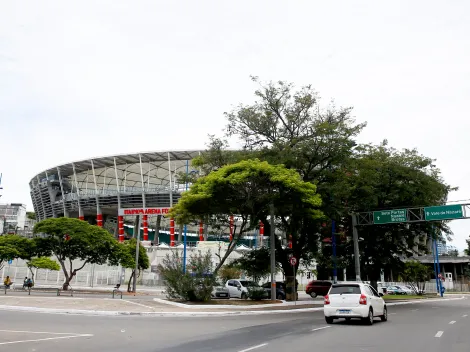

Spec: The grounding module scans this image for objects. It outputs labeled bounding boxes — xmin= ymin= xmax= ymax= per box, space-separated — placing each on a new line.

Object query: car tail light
xmin=324 ymin=295 xmax=330 ymax=305
xmin=359 ymin=294 xmax=367 ymax=305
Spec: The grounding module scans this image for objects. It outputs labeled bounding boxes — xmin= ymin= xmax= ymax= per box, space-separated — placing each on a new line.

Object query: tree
xmin=26 ymin=212 xmax=36 ymax=220
xmin=170 ymin=159 xmax=322 ymax=274
xmin=0 ymin=235 xmax=34 ymax=270
xmin=230 ymin=248 xmax=274 ymax=283
xmin=118 ymin=238 xmax=150 ymax=292
xmin=401 ymin=260 xmax=432 ymax=294
xmin=33 ymin=217 xmax=122 ymax=290
xmin=217 ymin=265 xmax=241 ymax=284
xmin=340 ymin=142 xmax=453 ymax=288
xmin=195 ymin=78 xmax=364 ymax=277
xmin=26 ymin=257 xmax=60 ymax=284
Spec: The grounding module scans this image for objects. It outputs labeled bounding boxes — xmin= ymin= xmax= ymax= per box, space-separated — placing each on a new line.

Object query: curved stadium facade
xmin=29 ymin=150 xmax=202 ymax=239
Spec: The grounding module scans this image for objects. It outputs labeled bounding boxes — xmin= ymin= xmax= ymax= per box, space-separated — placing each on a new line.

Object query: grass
xmin=383 ymin=294 xmax=430 ymax=300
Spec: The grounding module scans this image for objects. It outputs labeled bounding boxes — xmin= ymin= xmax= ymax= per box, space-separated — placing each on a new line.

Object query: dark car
xmin=305 ymin=280 xmax=332 ymax=298
xmin=261 ymin=281 xmax=286 ymax=300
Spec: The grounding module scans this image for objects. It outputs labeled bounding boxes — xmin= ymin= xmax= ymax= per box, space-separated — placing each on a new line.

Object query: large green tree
xmin=338 ymin=142 xmax=453 ymax=286
xmin=33 ymin=218 xmax=122 ymax=290
xmin=170 ymin=159 xmax=322 ymax=274
xmin=0 ymin=235 xmax=34 ymax=270
xmin=192 ymin=78 xmax=364 ymax=276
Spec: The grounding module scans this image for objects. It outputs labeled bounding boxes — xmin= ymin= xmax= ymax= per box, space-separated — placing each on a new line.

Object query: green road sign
xmin=373 ymin=209 xmax=407 ymax=224
xmin=424 ymin=205 xmax=464 ymax=221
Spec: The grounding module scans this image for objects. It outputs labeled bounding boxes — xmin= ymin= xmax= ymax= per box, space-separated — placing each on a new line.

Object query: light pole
xmin=270 ymin=202 xmax=276 ymax=301
xmin=182 ymin=168 xmax=198 ymax=274
xmin=132 ymin=215 xmax=142 ymax=293
xmin=351 ymin=214 xmax=361 ymax=282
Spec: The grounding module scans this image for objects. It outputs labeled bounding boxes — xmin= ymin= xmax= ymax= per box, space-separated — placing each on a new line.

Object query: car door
xmin=366 ymin=285 xmax=383 ymax=315
xmin=227 ymin=280 xmax=238 ymax=298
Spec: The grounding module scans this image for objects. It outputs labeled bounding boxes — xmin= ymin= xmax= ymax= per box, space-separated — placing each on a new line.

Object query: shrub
xmin=158 ymin=250 xmax=216 ymax=302
xmin=247 ymin=286 xmax=267 ymax=301
xmin=218 ymin=265 xmax=241 ymax=284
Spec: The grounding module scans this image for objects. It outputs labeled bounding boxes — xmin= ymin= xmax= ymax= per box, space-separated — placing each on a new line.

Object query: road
xmin=0 ymin=296 xmax=469 ymax=351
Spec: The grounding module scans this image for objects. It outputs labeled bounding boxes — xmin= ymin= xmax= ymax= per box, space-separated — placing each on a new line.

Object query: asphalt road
xmin=0 ymin=296 xmax=469 ymax=352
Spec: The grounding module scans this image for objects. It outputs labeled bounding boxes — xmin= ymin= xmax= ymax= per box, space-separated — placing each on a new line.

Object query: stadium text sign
xmin=118 ymin=207 xmax=170 ymax=216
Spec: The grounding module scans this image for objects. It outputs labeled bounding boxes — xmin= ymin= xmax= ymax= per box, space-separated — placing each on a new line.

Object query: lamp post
xmin=182 ymin=168 xmax=198 ymax=273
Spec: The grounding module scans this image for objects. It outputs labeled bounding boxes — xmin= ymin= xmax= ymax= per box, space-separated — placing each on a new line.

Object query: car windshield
xmin=239 ymin=281 xmax=257 ymax=287
xmin=330 ymin=285 xmax=361 ymax=294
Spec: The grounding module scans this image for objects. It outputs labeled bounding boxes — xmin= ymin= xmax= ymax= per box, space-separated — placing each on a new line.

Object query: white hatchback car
xmin=324 ymin=283 xmax=388 ymax=325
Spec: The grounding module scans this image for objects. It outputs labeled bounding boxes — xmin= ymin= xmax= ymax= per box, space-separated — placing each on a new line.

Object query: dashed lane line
xmin=435 ymin=331 xmax=444 ymax=338
xmin=238 ymin=343 xmax=268 ymax=352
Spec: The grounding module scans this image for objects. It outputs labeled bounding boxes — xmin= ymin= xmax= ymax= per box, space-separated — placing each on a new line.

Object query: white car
xmin=324 ymin=282 xmax=388 ymax=325
xmin=225 ymin=279 xmax=260 ymax=299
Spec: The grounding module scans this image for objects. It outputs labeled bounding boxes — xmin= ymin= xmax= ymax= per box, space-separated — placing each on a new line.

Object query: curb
xmin=152 ymin=297 xmax=321 ymax=309
xmin=0 ymin=296 xmax=464 ymax=318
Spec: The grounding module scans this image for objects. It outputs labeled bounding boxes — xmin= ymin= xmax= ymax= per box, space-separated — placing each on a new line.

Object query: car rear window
xmin=330 ymin=285 xmax=361 ymax=294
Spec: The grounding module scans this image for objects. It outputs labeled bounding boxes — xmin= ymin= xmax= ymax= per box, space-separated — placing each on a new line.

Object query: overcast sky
xmin=1 ymin=1 xmax=469 ymax=249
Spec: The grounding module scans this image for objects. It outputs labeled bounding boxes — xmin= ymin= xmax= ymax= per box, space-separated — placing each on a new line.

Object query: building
xmin=0 ymin=203 xmax=27 ymax=234
xmin=29 ymin=151 xmax=211 ymax=243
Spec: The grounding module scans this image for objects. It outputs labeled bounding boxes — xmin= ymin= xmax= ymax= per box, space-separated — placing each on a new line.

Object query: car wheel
xmin=310 ymin=292 xmax=317 ymax=298
xmin=363 ymin=308 xmax=374 ymax=325
xmin=241 ymin=293 xmax=248 ymax=300
xmin=380 ymin=306 xmax=388 ymax=322
xmin=325 ymin=317 xmax=334 ymax=324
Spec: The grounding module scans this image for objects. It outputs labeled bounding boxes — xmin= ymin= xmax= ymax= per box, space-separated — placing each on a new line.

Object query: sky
xmin=1 ymin=1 xmax=469 ymax=249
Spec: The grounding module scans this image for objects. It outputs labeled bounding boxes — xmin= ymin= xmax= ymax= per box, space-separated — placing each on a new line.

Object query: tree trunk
xmin=128 ymin=270 xmax=135 ymax=292
xmin=29 ymin=267 xmax=35 ymax=285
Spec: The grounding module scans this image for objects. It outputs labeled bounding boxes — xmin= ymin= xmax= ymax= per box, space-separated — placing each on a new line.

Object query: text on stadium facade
xmin=118 ymin=207 xmax=171 ymax=216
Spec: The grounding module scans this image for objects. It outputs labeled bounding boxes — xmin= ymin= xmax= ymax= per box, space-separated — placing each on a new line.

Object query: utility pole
xmin=332 ymin=219 xmax=337 ymax=284
xmin=351 ymin=214 xmax=361 ymax=282
xmin=132 ymin=215 xmax=142 ymax=293
xmin=270 ymin=202 xmax=276 ymax=301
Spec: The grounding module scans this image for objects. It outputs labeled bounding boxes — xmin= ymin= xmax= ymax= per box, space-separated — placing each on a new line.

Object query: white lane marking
xmin=120 ymin=299 xmax=156 ymax=310
xmin=0 ymin=334 xmax=93 ymax=345
xmin=435 ymin=331 xmax=444 ymax=338
xmin=463 ymin=315 xmax=468 ymax=317
xmin=238 ymin=343 xmax=268 ymax=352
xmin=449 ymin=321 xmax=456 ymax=324
xmin=312 ymin=326 xmax=332 ymax=332
xmin=0 ymin=329 xmax=86 ymax=335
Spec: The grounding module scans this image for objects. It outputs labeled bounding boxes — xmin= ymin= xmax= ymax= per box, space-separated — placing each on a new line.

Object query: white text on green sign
xmin=373 ymin=209 xmax=407 ymax=224
xmin=424 ymin=205 xmax=463 ymax=221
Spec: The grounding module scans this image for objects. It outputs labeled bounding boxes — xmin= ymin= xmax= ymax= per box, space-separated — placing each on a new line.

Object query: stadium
xmin=28 ymin=150 xmax=265 ymax=248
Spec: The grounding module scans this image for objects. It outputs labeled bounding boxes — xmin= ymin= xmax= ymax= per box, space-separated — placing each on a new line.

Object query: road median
xmin=0 ymin=294 xmax=465 ymax=317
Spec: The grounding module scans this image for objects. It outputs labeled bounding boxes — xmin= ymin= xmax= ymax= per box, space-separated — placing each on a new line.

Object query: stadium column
xmin=138 ymin=154 xmax=149 ymax=241
xmin=57 ymin=167 xmax=69 ymax=217
xmin=90 ymin=159 xmax=103 ymax=227
xmin=36 ymin=175 xmax=47 ymax=221
xmin=259 ymin=221 xmax=264 ymax=246
xmin=45 ymin=171 xmax=57 ymax=218
xmin=167 ymin=152 xmax=175 ymax=247
xmin=229 ymin=215 xmax=234 ymax=241
xmin=72 ymin=163 xmax=84 ymax=221
xmin=199 ymin=221 xmax=204 ymax=241
xmin=114 ymin=157 xmax=125 ymax=242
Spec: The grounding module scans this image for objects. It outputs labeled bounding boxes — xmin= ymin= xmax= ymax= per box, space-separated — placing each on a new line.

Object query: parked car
xmin=261 ymin=281 xmax=286 ymax=300
xmin=386 ymin=285 xmax=407 ymax=295
xmin=211 ymin=286 xmax=230 ymax=299
xmin=306 ymin=280 xmax=332 ymax=298
xmin=324 ymin=282 xmax=387 ymax=325
xmin=404 ymin=285 xmax=425 ymax=295
xmin=397 ymin=285 xmax=414 ymax=295
xmin=225 ymin=279 xmax=265 ymax=299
